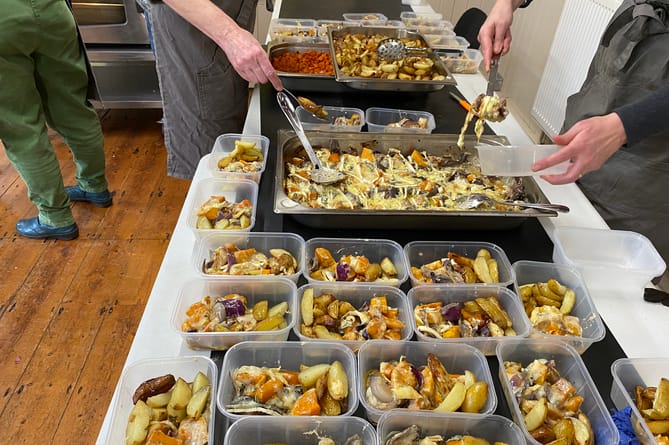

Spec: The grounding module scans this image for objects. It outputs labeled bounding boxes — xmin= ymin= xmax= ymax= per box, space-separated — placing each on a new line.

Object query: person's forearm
xmin=495 ymin=0 xmax=529 ymax=11
xmin=162 ymin=0 xmax=240 ymax=47
xmin=614 ymin=83 xmax=669 ymax=147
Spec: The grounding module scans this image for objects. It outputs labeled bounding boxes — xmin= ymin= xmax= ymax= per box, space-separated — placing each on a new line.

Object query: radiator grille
xmin=531 ymin=0 xmax=621 ymax=136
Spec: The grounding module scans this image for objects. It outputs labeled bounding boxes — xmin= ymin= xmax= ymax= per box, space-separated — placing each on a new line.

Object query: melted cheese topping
xmin=457 ymin=95 xmax=509 ymax=149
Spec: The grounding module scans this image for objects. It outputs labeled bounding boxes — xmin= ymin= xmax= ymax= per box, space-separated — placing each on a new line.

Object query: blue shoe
xmin=16 ymin=217 xmax=79 ymax=240
xmin=65 ymin=184 xmax=113 ymax=208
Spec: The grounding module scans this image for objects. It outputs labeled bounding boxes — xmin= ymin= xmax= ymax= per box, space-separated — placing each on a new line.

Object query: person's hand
xmin=218 ymin=27 xmax=283 ymax=90
xmin=478 ymin=0 xmax=515 ymax=70
xmin=532 ymin=113 xmax=627 ymax=184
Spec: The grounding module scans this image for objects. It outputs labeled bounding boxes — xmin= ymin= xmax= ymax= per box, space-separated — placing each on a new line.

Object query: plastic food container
xmin=408 ymin=284 xmax=531 ymax=355
xmin=377 ymin=410 xmax=525 ymax=445
xmin=171 ymin=277 xmax=297 ymax=350
xmin=342 ymin=13 xmax=388 ymax=26
xmin=476 ymin=144 xmax=569 ymax=176
xmin=400 ymin=11 xmax=443 ymax=27
xmin=208 ymin=133 xmax=269 ymax=183
xmin=224 ymin=415 xmax=378 ymax=445
xmin=269 ymin=18 xmax=319 ymax=43
xmin=293 ymin=283 xmax=413 ymax=351
xmin=357 ymin=340 xmax=496 ymax=424
xmin=439 ymin=48 xmax=483 ymax=74
xmin=552 ymin=227 xmax=666 ymax=292
xmin=610 ymin=358 xmax=669 ymax=445
xmin=217 ymin=341 xmax=358 ymax=422
xmin=188 ymin=178 xmax=258 ymax=239
xmin=496 ymin=338 xmax=619 ymax=445
xmin=105 ymin=356 xmax=217 ymax=445
xmin=194 ymin=231 xmax=305 ymax=283
xmin=316 ymin=19 xmax=345 ymax=39
xmin=303 ymin=237 xmax=409 ymax=287
xmin=512 ymin=260 xmax=605 ymax=353
xmin=365 ymin=107 xmax=436 ymax=134
xmin=297 ymin=105 xmax=365 ymax=132
xmin=403 ymin=240 xmax=515 ymax=288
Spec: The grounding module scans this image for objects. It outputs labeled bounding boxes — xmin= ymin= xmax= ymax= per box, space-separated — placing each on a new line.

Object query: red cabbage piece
xmin=221 ymin=298 xmax=247 ymax=319
xmin=336 ymin=262 xmax=351 ymax=281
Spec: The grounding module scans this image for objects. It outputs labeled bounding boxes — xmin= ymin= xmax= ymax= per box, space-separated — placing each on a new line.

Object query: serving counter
xmin=95 ymin=0 xmax=667 ymax=443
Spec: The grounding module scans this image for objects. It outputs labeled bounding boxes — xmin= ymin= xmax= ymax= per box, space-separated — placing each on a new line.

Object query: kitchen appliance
xmin=71 ymin=0 xmax=161 ymax=108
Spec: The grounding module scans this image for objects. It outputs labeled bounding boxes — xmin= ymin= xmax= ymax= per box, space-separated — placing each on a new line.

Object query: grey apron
xmin=563 ymin=0 xmax=669 ymax=269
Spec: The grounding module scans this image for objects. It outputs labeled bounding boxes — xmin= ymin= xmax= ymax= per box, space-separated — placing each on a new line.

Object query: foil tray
xmin=328 ymin=26 xmax=457 ymax=92
xmin=273 ymin=130 xmax=557 ymax=230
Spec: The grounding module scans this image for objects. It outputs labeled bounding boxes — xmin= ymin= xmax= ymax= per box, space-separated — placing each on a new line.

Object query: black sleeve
xmin=614 ymin=83 xmax=669 ymax=147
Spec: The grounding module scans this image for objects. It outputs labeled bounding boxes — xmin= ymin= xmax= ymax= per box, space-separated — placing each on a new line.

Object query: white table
xmin=95 ymin=4 xmax=667 ymax=444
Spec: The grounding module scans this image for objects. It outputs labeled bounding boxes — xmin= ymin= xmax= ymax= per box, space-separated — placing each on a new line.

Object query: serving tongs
xmin=277 ymin=91 xmax=345 ymax=185
xmin=455 ymin=193 xmax=570 ymax=213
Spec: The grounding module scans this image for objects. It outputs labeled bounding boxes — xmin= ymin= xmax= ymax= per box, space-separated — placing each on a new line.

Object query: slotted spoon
xmin=277 ymin=91 xmax=345 ymax=185
xmin=377 ymin=38 xmax=429 ymax=61
xmin=456 ymin=193 xmax=570 ymax=213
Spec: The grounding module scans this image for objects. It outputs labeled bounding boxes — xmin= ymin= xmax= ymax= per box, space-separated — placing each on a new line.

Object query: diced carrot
xmin=410 ymin=149 xmax=427 ymax=167
xmin=290 ymin=388 xmax=321 ymax=416
xmin=328 ymin=152 xmax=340 ymax=163
xmin=360 ymin=147 xmax=375 ymax=162
xmin=255 ymin=379 xmax=284 ymax=403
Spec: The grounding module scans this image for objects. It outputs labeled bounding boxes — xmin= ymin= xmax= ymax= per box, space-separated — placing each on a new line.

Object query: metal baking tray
xmin=273 ymin=130 xmax=557 ymax=230
xmin=328 ymin=26 xmax=457 ymax=92
xmin=267 ymin=42 xmax=350 ymax=93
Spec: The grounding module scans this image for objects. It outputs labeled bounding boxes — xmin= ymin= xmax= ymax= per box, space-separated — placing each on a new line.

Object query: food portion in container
xmin=181 ymin=294 xmax=289 ymax=333
xmin=226 ymin=361 xmax=349 ymax=416
xmin=383 ymin=426 xmax=509 ymax=445
xmin=271 ymin=49 xmax=335 ymax=75
xmin=126 ymin=372 xmax=211 ymax=445
xmin=269 ymin=18 xmax=319 ymax=43
xmin=308 ymin=246 xmax=399 ymax=283
xmin=300 ymin=290 xmax=404 ymax=340
xmin=633 ymin=377 xmax=669 ymax=444
xmin=364 ymin=353 xmax=489 ymax=413
xmin=518 ymin=279 xmax=582 ymax=337
xmin=503 ymin=358 xmax=594 ymax=445
xmin=195 ymin=195 xmax=253 ymax=230
xmin=203 ymin=242 xmax=298 ymax=276
xmin=439 ymin=49 xmax=483 ymax=74
xmin=332 ymin=31 xmax=446 ymax=81
xmin=457 ymin=93 xmax=509 ymax=148
xmin=283 ymin=143 xmax=525 ymax=211
xmin=411 ymin=248 xmax=500 ymax=284
xmin=414 ymin=295 xmax=516 ymax=339
xmin=260 ymin=433 xmax=363 ymax=445
xmin=215 ymin=139 xmax=264 ymax=173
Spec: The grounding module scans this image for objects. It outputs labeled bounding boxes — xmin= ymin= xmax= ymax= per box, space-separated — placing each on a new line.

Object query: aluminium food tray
xmin=273 ymin=130 xmax=558 ymax=230
xmin=328 ymin=26 xmax=457 ymax=91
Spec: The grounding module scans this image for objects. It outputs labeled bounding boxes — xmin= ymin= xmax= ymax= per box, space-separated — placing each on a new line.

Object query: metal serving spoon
xmin=277 ymin=91 xmax=345 ymax=185
xmin=456 ymin=193 xmax=570 ymax=213
xmin=280 ymin=88 xmax=329 ymax=121
xmin=377 ymin=38 xmax=429 ymax=61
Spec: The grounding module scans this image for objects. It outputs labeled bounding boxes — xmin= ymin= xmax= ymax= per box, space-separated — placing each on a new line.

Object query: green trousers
xmin=0 ymin=0 xmax=108 ymax=227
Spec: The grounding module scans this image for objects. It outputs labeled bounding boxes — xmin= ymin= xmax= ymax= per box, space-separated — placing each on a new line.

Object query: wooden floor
xmin=0 ymin=109 xmax=190 ymax=443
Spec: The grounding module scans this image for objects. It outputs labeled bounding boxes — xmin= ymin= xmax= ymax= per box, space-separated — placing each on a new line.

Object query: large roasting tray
xmin=328 ymin=26 xmax=457 ymax=92
xmin=273 ymin=130 xmax=557 ymax=230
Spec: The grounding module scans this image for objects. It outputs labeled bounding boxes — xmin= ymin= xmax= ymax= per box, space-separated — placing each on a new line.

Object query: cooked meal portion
xmin=383 ymin=426 xmax=509 ymax=445
xmin=195 ymin=195 xmax=253 ymax=230
xmin=457 ymin=94 xmax=509 ymax=148
xmin=216 ymin=139 xmax=264 ymax=173
xmin=633 ymin=377 xmax=669 ymax=444
xmin=308 ymin=246 xmax=399 ymax=283
xmin=411 ymin=248 xmax=499 ymax=284
xmin=388 ymin=117 xmax=429 ymax=128
xmin=284 ymin=144 xmax=525 ymax=211
xmin=263 ymin=433 xmax=363 ymax=445
xmin=517 ymin=279 xmax=582 ymax=337
xmin=203 ymin=243 xmax=298 ymax=276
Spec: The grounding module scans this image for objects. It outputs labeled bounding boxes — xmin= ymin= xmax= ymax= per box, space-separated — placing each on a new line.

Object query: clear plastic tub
xmin=429 ymin=35 xmax=470 ymax=53
xmin=194 ymin=231 xmax=305 ymax=283
xmin=512 ymin=260 xmax=605 ymax=353
xmin=217 ymin=341 xmax=358 ymax=421
xmin=408 ymin=284 xmax=531 ymax=355
xmin=269 ymin=18 xmax=319 ymax=43
xmin=357 ymin=340 xmax=496 ymax=423
xmin=365 ymin=107 xmax=436 ymax=134
xmin=400 ymin=11 xmax=444 ymax=27
xmin=476 ymin=144 xmax=569 ymax=176
xmin=439 ymin=48 xmax=483 ymax=74
xmin=293 ymin=283 xmax=413 ymax=351
xmin=342 ymin=13 xmax=388 ymax=26
xmin=403 ymin=240 xmax=515 ymax=287
xmin=208 ymin=133 xmax=269 ymax=183
xmin=610 ymin=358 xmax=669 ymax=445
xmin=414 ymin=21 xmax=455 ymax=34
xmin=304 ymin=237 xmax=409 ymax=287
xmin=297 ymin=105 xmax=364 ymax=132
xmin=316 ymin=19 xmax=345 ymax=39
xmin=171 ymin=277 xmax=297 ymax=350
xmin=552 ymin=227 xmax=666 ymax=292
xmin=224 ymin=416 xmax=379 ymax=445
xmin=496 ymin=338 xmax=619 ymax=445
xmin=377 ymin=410 xmax=525 ymax=445
xmin=188 ymin=178 xmax=258 ymax=239
xmin=105 ymin=356 xmax=217 ymax=445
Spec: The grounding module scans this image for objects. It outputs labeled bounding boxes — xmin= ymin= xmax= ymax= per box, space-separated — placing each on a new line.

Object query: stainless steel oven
xmin=71 ymin=0 xmax=161 ymax=108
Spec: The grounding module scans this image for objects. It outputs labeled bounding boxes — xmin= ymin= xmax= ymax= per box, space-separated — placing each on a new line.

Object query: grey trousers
xmin=149 ymin=0 xmax=258 ymax=179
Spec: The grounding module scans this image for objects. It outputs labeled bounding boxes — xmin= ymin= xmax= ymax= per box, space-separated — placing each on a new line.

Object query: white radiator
xmin=531 ymin=0 xmax=622 ymax=136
